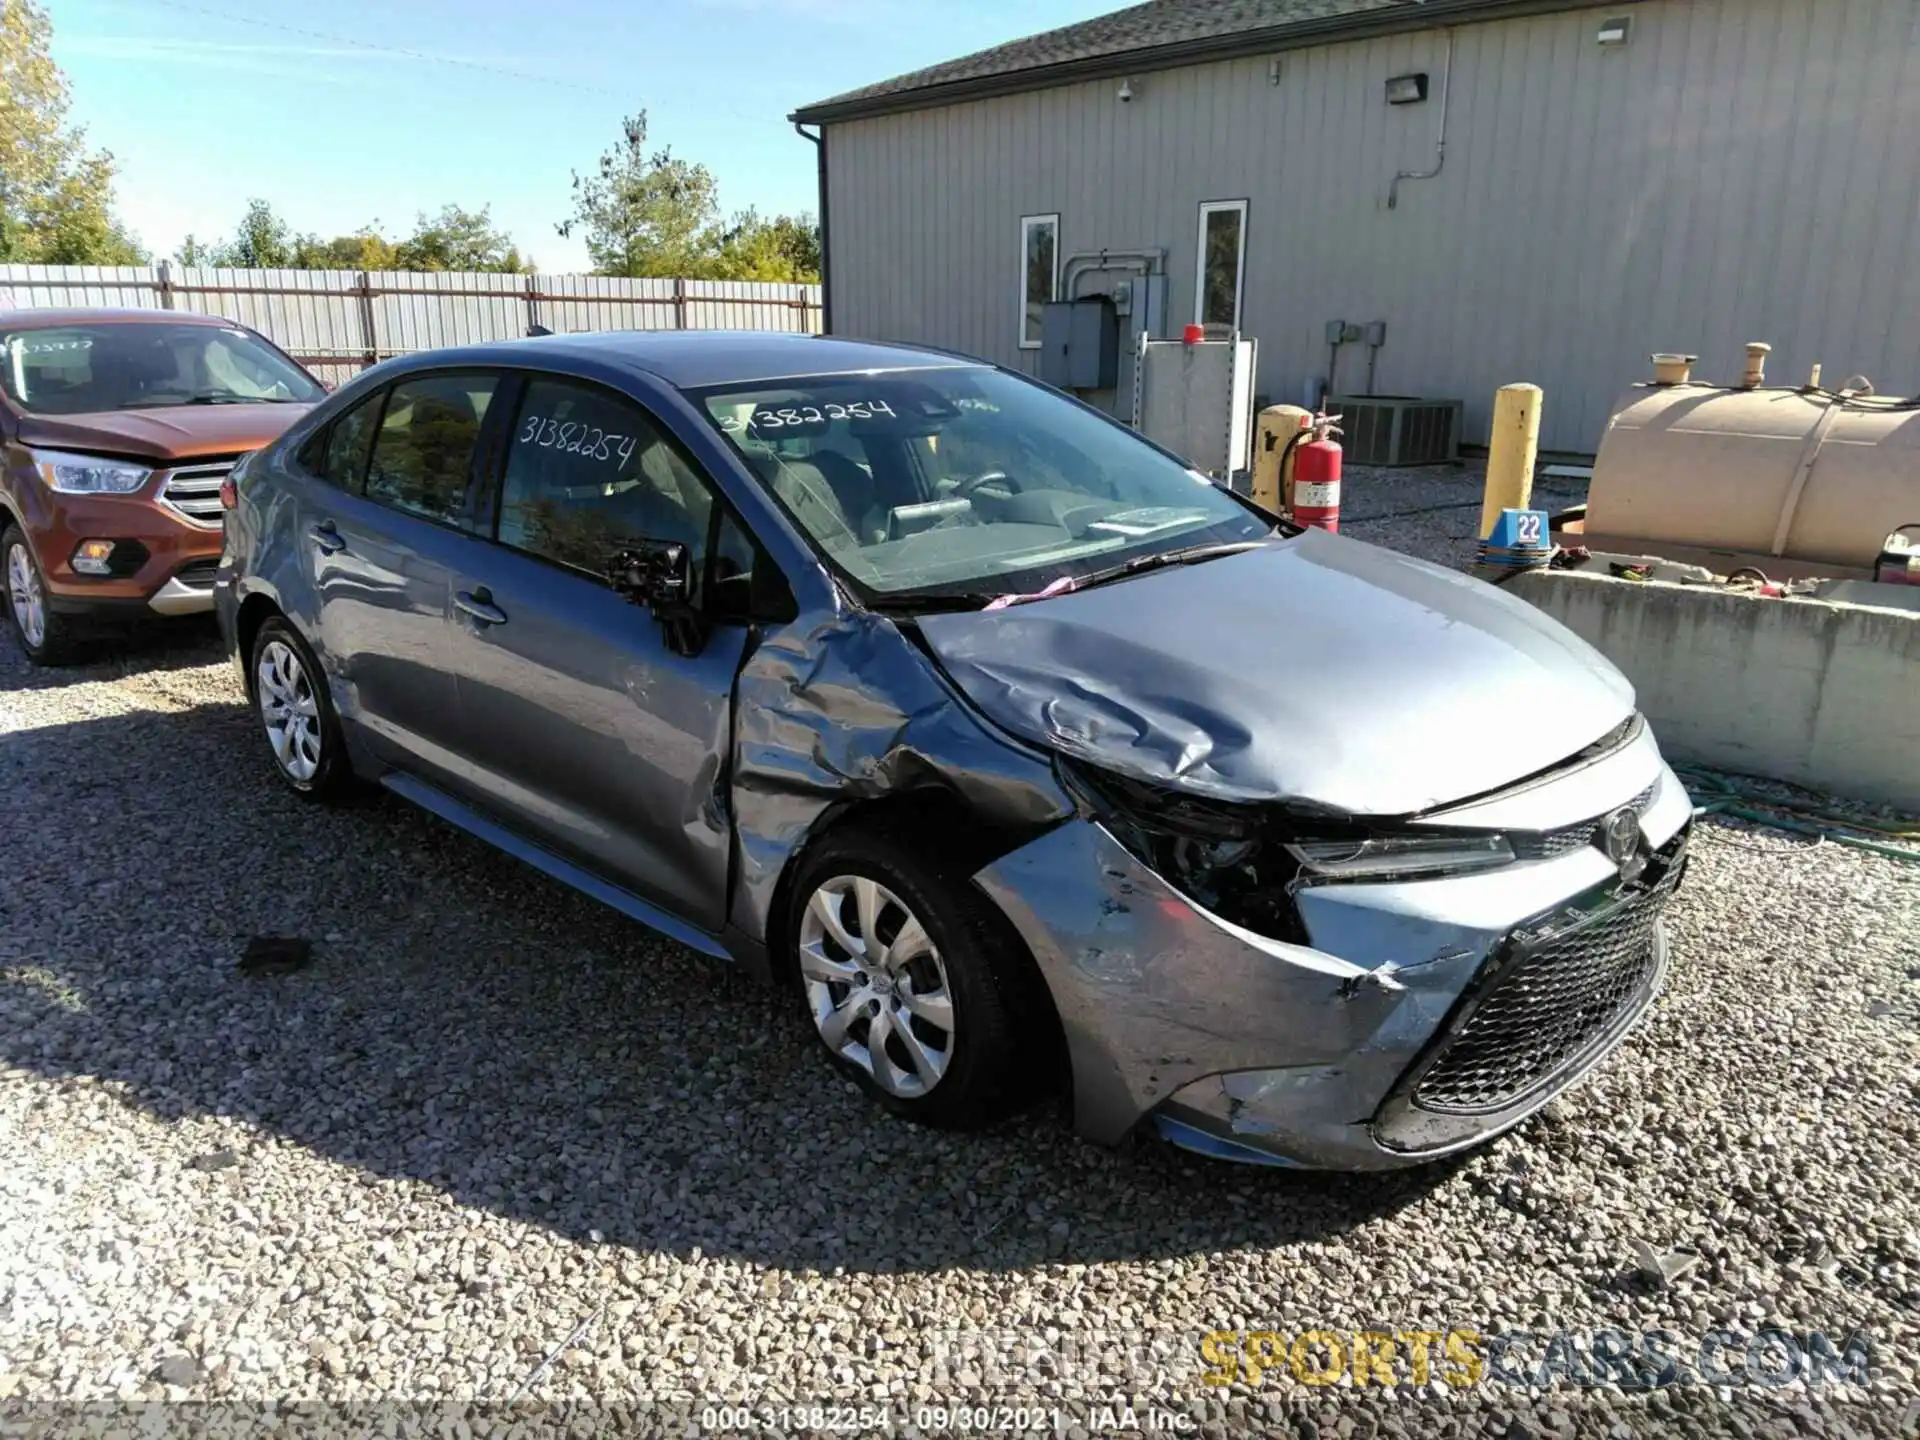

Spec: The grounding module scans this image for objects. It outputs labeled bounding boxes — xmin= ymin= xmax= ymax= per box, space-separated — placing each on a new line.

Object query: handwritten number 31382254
xmin=517 ymin=414 xmax=638 ymax=470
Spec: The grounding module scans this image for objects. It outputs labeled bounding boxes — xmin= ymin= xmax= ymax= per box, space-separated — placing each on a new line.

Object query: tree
xmin=291 ymin=227 xmax=398 ymax=271
xmin=711 ymin=208 xmax=821 ymax=283
xmin=394 ymin=204 xmax=526 ymax=272
xmin=558 ymin=110 xmax=721 ymax=277
xmin=0 ymin=1 xmax=143 ymax=263
xmin=208 ymin=198 xmax=294 ymax=268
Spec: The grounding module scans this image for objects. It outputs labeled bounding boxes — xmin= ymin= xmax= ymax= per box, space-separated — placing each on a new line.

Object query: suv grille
xmin=1510 ymin=780 xmax=1658 ymax=860
xmin=173 ymin=557 xmax=219 ymax=589
xmin=1411 ymin=857 xmax=1681 ymax=1115
xmin=158 ymin=462 xmax=234 ymax=528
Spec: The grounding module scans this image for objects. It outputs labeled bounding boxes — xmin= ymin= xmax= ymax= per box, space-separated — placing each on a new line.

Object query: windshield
xmin=0 ymin=322 xmax=324 ymax=414
xmin=694 ymin=366 xmax=1271 ymax=603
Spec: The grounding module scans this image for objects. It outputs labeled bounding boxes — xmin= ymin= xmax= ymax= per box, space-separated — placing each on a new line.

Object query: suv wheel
xmin=3 ymin=526 xmax=81 ymax=666
xmin=788 ymin=828 xmax=1036 ymax=1129
xmin=250 ymin=616 xmax=353 ymax=801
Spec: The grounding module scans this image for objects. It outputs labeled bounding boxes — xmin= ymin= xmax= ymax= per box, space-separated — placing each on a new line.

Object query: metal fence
xmin=0 ymin=264 xmax=824 ymax=387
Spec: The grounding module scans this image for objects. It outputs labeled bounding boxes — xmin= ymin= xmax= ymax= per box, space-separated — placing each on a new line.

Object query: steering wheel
xmin=949 ymin=470 xmax=1021 ymax=500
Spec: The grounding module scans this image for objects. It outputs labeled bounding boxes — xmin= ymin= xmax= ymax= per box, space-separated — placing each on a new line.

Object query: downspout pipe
xmin=1387 ymin=28 xmax=1455 ymax=210
xmin=792 ymin=121 xmax=832 ymax=333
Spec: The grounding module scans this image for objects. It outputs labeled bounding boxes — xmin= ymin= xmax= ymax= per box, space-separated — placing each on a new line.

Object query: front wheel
xmin=250 ymin=616 xmax=354 ymax=802
xmin=788 ymin=828 xmax=1040 ymax=1129
xmin=3 ymin=526 xmax=82 ymax=666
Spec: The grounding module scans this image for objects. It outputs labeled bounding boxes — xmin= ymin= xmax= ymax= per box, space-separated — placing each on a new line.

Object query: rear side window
xmin=297 ymin=389 xmax=384 ymax=490
xmin=498 ymin=377 xmax=712 ymax=576
xmin=365 ymin=373 xmax=497 ymax=528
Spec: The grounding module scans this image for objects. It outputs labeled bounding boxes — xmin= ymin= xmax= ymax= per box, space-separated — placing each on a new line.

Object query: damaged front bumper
xmin=971 ymin=729 xmax=1694 ymax=1170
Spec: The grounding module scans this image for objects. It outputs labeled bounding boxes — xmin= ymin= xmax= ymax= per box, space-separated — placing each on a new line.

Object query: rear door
xmin=299 ymin=370 xmax=500 ymax=782
xmin=440 ymin=372 xmax=762 ymax=931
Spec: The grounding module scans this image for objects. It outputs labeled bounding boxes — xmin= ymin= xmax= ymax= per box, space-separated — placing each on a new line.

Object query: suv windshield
xmin=695 ymin=366 xmax=1271 ymax=603
xmin=0 ymin=322 xmax=324 ymax=415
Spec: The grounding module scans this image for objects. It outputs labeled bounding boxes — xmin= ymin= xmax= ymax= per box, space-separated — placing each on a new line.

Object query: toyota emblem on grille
xmin=1599 ymin=807 xmax=1640 ymax=867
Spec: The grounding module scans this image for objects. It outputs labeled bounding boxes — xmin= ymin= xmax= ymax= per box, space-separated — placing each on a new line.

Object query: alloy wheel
xmin=6 ymin=543 xmax=45 ymax=650
xmin=257 ymin=638 xmax=323 ymax=783
xmin=798 ymin=875 xmax=956 ymax=1098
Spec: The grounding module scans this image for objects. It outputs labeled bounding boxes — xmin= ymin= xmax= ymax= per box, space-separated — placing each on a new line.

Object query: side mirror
xmin=608 ymin=540 xmax=706 ymax=657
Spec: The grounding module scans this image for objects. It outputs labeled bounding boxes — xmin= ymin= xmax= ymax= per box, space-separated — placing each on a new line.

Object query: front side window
xmin=1196 ymin=200 xmax=1247 ymax=332
xmin=498 ymin=377 xmax=713 ymax=580
xmin=297 ymin=389 xmax=384 ymax=490
xmin=695 ymin=367 xmax=1269 ymax=606
xmin=0 ymin=322 xmax=324 ymax=414
xmin=1019 ymin=214 xmax=1058 ymax=349
xmin=364 ymin=373 xmax=496 ymax=528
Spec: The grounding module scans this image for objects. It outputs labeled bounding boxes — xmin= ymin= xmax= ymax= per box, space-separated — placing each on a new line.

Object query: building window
xmin=1195 ymin=200 xmax=1247 ymax=333
xmin=1019 ymin=213 xmax=1059 ymax=349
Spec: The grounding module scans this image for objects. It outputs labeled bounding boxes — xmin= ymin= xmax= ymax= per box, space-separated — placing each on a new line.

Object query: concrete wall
xmin=822 ymin=0 xmax=1920 ymax=454
xmin=1509 ymin=570 xmax=1920 ymax=811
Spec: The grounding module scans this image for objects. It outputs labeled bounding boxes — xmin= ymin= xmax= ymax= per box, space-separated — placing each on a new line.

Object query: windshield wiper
xmin=1081 ymin=540 xmax=1270 ymax=587
xmin=981 ymin=540 xmax=1269 ymax=609
xmin=867 ymin=540 xmax=1271 ymax=615
xmin=864 ymin=591 xmax=1002 ymax=614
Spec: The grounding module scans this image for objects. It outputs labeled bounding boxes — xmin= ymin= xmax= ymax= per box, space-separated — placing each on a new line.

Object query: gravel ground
xmin=2 ymin=498 xmax=1917 ymax=1437
xmin=1337 ymin=460 xmax=1590 ymax=567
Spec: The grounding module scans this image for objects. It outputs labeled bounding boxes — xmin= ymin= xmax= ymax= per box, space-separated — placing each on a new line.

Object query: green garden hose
xmin=1676 ymin=763 xmax=1920 ymax=865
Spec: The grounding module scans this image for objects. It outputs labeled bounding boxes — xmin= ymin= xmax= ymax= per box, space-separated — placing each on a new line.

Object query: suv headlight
xmin=1286 ymin=834 xmax=1514 ymax=882
xmin=30 ymin=448 xmax=152 ymax=495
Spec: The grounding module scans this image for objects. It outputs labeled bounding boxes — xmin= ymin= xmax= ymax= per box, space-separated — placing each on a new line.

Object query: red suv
xmin=0 ymin=307 xmax=323 ymax=664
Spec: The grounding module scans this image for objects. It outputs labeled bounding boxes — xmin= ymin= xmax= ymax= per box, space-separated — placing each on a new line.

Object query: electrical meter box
xmin=1040 ymin=295 xmax=1119 ymax=390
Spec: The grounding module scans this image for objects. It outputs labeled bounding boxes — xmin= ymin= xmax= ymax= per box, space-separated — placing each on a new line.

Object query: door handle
xmin=308 ymin=521 xmax=347 ymax=555
xmin=453 ymin=589 xmax=508 ymax=626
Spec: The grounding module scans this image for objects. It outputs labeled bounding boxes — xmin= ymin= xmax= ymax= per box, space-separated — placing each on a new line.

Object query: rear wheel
xmin=3 ymin=526 xmax=82 ymax=666
xmin=788 ymin=828 xmax=1037 ymax=1129
xmin=250 ymin=616 xmax=354 ymax=802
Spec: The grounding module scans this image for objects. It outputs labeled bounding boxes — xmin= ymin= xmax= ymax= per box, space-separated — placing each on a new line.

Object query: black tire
xmin=248 ymin=615 xmax=355 ymax=802
xmin=786 ymin=825 xmax=1045 ymax=1129
xmin=2 ymin=525 xmax=84 ymax=666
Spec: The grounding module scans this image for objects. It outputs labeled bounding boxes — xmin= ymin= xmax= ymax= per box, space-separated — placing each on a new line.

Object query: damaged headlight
xmin=1056 ymin=760 xmax=1309 ymax=942
xmin=1287 ymin=834 xmax=1513 ymax=881
xmin=1059 ymin=759 xmax=1519 ymax=942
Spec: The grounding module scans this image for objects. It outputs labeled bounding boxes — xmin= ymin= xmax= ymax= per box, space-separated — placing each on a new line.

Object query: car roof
xmin=414 ymin=329 xmax=985 ymax=390
xmin=0 ymin=306 xmax=235 ymax=330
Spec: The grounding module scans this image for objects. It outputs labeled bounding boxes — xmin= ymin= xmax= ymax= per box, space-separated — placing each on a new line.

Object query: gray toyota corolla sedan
xmin=215 ymin=331 xmax=1690 ymax=1169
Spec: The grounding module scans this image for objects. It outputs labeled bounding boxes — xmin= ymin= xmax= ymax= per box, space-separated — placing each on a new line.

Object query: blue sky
xmin=46 ymin=0 xmax=1114 ymax=272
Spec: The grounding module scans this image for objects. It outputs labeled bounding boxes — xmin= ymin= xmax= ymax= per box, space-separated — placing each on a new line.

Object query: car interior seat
xmin=747 ymin=451 xmax=861 ymax=552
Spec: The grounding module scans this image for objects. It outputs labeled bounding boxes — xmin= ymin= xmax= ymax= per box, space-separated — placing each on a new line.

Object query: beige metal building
xmin=793 ymin=0 xmax=1920 ymax=455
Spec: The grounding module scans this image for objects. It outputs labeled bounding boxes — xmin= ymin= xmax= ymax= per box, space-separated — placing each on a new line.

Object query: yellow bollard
xmin=1480 ymin=383 xmax=1542 ymax=539
xmin=1253 ymin=404 xmax=1313 ymax=514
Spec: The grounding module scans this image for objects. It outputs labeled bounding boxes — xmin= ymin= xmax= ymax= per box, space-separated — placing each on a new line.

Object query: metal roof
xmin=0 ymin=307 xmax=233 ymax=329
xmin=373 ymin=331 xmax=980 ymax=391
xmin=793 ymin=0 xmax=1632 ymax=123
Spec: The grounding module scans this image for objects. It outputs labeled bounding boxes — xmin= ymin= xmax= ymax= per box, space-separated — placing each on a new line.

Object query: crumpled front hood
xmin=915 ymin=530 xmax=1635 ymax=817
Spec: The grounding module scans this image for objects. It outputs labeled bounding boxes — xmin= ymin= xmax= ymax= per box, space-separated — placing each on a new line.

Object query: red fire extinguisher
xmin=1293 ymin=413 xmax=1342 ymax=532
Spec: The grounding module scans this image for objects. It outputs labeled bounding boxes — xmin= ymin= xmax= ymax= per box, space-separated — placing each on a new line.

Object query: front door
xmin=441 ymin=373 xmax=752 ymax=931
xmin=302 ymin=371 xmax=500 ymax=784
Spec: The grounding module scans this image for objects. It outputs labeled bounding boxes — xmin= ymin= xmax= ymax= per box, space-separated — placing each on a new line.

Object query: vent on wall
xmin=1327 ymin=395 xmax=1463 ymax=467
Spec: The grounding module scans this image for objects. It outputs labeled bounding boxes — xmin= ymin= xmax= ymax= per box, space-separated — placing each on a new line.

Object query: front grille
xmin=173 ymin=557 xmax=219 ymax=589
xmin=1411 ymin=858 xmax=1681 ymax=1115
xmin=158 ymin=462 xmax=235 ymax=528
xmin=1510 ymin=780 xmax=1658 ymax=860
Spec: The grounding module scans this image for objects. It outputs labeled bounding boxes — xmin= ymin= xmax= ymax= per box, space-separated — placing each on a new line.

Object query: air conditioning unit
xmin=1327 ymin=395 xmax=1463 ymax=467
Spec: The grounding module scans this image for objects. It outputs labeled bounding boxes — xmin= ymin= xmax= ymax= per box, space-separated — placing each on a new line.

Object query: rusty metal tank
xmin=1584 ymin=345 xmax=1920 ymax=577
